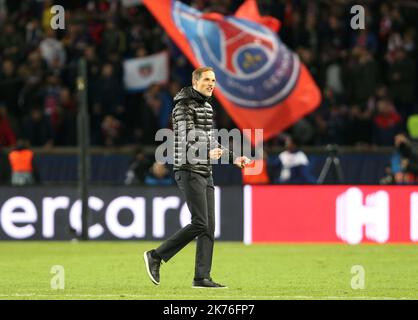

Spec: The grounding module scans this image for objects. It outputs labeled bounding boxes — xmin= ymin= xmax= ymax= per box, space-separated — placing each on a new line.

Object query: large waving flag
xmin=142 ymin=0 xmax=321 ymax=144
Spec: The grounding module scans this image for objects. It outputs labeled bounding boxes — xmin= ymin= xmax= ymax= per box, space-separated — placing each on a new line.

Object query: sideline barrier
xmin=1 ymin=185 xmax=417 ymax=244
xmin=247 ymin=185 xmax=418 ymax=244
xmin=0 ymin=186 xmax=243 ymax=240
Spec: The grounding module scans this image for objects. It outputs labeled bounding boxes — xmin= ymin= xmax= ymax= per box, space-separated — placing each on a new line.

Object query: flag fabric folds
xmin=143 ymin=0 xmax=321 ymax=143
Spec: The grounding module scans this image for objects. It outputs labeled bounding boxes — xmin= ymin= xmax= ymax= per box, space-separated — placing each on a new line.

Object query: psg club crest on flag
xmin=138 ymin=64 xmax=153 ymax=77
xmin=172 ymin=1 xmax=299 ymax=109
xmin=143 ymin=0 xmax=321 ymax=143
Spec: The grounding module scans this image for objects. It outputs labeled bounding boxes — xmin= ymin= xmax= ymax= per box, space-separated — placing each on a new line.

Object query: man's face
xmin=193 ymin=70 xmax=216 ymax=97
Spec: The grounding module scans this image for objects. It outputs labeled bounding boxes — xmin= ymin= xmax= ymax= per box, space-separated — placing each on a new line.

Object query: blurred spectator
xmin=50 ymin=85 xmax=77 ymax=143
xmin=282 ymin=11 xmax=306 ymax=49
xmin=139 ymin=84 xmax=173 ymax=145
xmin=124 ymin=146 xmax=152 ymax=185
xmin=0 ymin=22 xmax=24 ymax=60
xmin=54 ymin=87 xmax=77 ymax=146
xmin=92 ymin=63 xmax=125 ymax=116
xmin=297 ymin=46 xmax=320 ymax=85
xmin=319 ymin=14 xmax=347 ymax=52
xmin=84 ymin=45 xmax=102 ymax=108
xmin=17 ymin=50 xmax=46 ymax=114
xmin=0 ymin=103 xmax=16 ymax=147
xmin=304 ymin=13 xmax=319 ymax=54
xmin=168 ymin=42 xmax=195 ymax=86
xmin=53 ymin=105 xmax=77 ymax=146
xmin=392 ymin=133 xmax=418 ymax=184
xmin=90 ymin=103 xmax=105 ymax=145
xmin=344 ymin=47 xmax=379 ymax=106
xmin=0 ymin=104 xmax=17 ymax=147
xmin=351 ymin=29 xmax=378 ymax=54
xmin=378 ymin=2 xmax=392 ymax=42
xmin=313 ymin=88 xmax=347 ymax=145
xmin=101 ymin=114 xmax=124 ymax=147
xmin=39 ymin=30 xmax=66 ymax=69
xmin=25 ymin=18 xmax=43 ymax=49
xmin=42 ymin=74 xmax=62 ymax=128
xmin=324 ymin=50 xmax=344 ymax=96
xmin=372 ymin=98 xmax=402 ymax=146
xmin=386 ymin=48 xmax=416 ymax=119
xmin=23 ymin=108 xmax=53 ymax=147
xmin=291 ymin=117 xmax=316 ymax=146
xmin=63 ymin=22 xmax=90 ymax=62
xmin=270 ymin=135 xmax=316 ymax=184
xmin=327 ymin=104 xmax=347 ymax=145
xmin=127 ymin=22 xmax=150 ymax=57
xmin=59 ymin=87 xmax=77 ymax=113
xmin=0 ymin=145 xmax=11 ymax=185
xmin=403 ymin=28 xmax=416 ymax=55
xmin=344 ymin=105 xmax=373 ymax=146
xmin=0 ymin=59 xmax=23 ymax=118
xmin=144 ymin=84 xmax=175 ymax=130
xmin=8 ymin=139 xmax=39 ymax=186
xmin=144 ymin=161 xmax=173 ymax=186
xmin=367 ymin=84 xmax=390 ymax=110
xmin=101 ymin=19 xmax=126 ymax=57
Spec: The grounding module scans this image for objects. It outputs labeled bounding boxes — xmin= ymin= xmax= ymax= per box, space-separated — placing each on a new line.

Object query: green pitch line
xmin=0 ymin=242 xmax=418 ymax=300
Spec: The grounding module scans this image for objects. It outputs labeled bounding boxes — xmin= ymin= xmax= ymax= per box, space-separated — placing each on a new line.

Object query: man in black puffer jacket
xmin=144 ymin=67 xmax=250 ymax=288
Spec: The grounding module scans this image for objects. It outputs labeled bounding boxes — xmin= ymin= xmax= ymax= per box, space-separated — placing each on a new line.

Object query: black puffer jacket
xmin=172 ymin=87 xmax=235 ymax=177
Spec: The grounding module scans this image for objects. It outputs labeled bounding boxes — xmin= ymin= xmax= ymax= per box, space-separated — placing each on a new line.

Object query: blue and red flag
xmin=142 ymin=0 xmax=321 ymax=144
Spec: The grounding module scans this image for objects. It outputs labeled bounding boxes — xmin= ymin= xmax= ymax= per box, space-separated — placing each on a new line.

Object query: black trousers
xmin=155 ymin=169 xmax=215 ymax=280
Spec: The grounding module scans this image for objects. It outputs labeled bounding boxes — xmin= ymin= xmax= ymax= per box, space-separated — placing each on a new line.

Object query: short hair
xmin=192 ymin=67 xmax=214 ymax=81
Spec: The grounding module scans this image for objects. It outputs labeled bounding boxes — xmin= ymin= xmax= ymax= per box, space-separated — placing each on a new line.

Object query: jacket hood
xmin=173 ymin=86 xmax=210 ymax=104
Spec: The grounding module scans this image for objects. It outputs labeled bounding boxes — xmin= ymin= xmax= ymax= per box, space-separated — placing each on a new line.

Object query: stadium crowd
xmin=0 ymin=0 xmax=417 ymax=151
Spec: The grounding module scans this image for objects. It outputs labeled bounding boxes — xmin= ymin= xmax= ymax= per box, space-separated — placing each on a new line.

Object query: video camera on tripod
xmin=317 ymin=144 xmax=344 ymax=184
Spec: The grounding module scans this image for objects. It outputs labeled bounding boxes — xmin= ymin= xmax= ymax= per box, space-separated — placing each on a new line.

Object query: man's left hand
xmin=234 ymin=156 xmax=251 ymax=168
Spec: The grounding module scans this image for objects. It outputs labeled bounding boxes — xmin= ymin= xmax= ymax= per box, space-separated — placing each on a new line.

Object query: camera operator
xmin=394 ymin=134 xmax=418 ymax=184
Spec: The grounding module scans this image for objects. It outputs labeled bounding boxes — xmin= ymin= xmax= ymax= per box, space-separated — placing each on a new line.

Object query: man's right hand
xmin=209 ymin=148 xmax=223 ymax=160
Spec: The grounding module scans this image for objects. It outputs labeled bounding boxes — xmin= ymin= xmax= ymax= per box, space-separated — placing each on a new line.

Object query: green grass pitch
xmin=1 ymin=242 xmax=418 ymax=300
